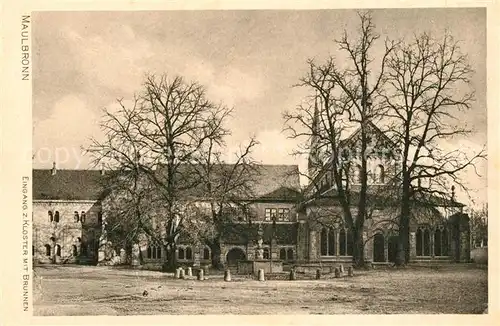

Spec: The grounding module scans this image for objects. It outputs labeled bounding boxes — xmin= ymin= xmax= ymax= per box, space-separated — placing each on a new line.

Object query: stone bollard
xmin=334 ymin=267 xmax=341 ymax=278
xmin=175 ymin=268 xmax=181 ymax=279
xmin=224 ymin=269 xmax=231 ymax=282
xmin=316 ymin=268 xmax=321 ymax=280
xmin=203 ymin=265 xmax=209 ymax=276
xmin=187 ymin=267 xmax=193 ymax=277
xmin=258 ymin=269 xmax=265 ymax=281
xmin=289 ymin=269 xmax=296 ymax=281
xmin=179 ymin=268 xmax=186 ymax=279
xmin=348 ymin=266 xmax=354 ymax=277
xmin=197 ymin=268 xmax=204 ymax=281
xmin=339 ymin=264 xmax=344 ymax=274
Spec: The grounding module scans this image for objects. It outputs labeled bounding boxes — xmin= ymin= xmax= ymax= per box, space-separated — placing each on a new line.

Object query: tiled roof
xmin=33 ymin=169 xmax=110 ymax=201
xmin=32 ymin=164 xmax=301 ymax=201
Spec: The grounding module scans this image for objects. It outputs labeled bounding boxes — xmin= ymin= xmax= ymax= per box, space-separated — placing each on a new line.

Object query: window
xmin=280 ymin=248 xmax=287 ymax=260
xmin=320 ymin=228 xmax=338 ymax=256
xmin=265 ymin=208 xmax=277 ymax=221
xmin=54 ymin=211 xmax=60 ymax=223
xmin=354 ymin=165 xmax=362 ymax=183
xmin=56 ymin=244 xmax=61 ymax=257
xmin=416 ymin=226 xmax=432 ymax=256
xmin=80 ymin=212 xmax=86 ymax=223
xmin=45 ymin=244 xmax=51 ymax=256
xmin=178 ymin=247 xmax=185 ymax=260
xmin=48 ymin=211 xmax=53 ymax=222
xmin=203 ymin=247 xmax=210 ymax=260
xmin=147 ymin=246 xmax=162 ymax=259
xmin=186 ymin=247 xmax=192 ymax=260
xmin=74 ymin=211 xmax=80 ymax=223
xmin=263 ymin=248 xmax=270 ymax=259
xmin=434 ymin=226 xmax=449 ymax=256
xmin=287 ymin=248 xmax=294 ymax=261
xmin=72 ymin=245 xmax=78 ymax=256
xmin=377 ymin=165 xmax=385 ymax=183
xmin=32 ymin=245 xmax=35 ymax=255
xmin=97 ymin=212 xmax=103 ymax=225
xmin=267 ymin=208 xmax=290 ymax=221
xmin=277 ymin=208 xmax=291 ymax=221
xmin=339 ymin=228 xmax=353 ymax=256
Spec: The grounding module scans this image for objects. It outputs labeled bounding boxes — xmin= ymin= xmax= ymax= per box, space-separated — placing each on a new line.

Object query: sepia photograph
xmin=28 ymin=7 xmax=488 ymax=316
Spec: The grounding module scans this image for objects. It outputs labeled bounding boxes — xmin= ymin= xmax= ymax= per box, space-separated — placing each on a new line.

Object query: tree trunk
xmin=210 ymin=240 xmax=224 ymax=270
xmin=162 ymin=243 xmax=177 ymax=272
xmin=352 ymin=228 xmax=366 ymax=268
xmin=396 ymin=175 xmax=411 ymax=266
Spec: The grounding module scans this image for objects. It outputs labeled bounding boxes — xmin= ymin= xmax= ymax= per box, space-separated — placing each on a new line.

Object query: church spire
xmin=308 ymin=90 xmax=321 ymax=178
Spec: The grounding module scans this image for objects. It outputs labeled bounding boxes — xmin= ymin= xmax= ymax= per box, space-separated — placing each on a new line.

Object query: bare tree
xmin=284 ymin=11 xmax=396 ymax=267
xmin=380 ymin=32 xmax=487 ymax=265
xmin=88 ymin=73 xmax=235 ymax=271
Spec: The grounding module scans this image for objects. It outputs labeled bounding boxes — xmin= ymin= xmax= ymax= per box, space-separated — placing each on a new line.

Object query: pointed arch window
xmin=48 ymin=211 xmax=53 ymax=222
xmin=280 ymin=248 xmax=287 ymax=260
xmin=54 ymin=211 xmax=60 ymax=223
xmin=45 ymin=244 xmax=51 ymax=256
xmin=287 ymin=248 xmax=294 ymax=261
xmin=377 ymin=164 xmax=385 ymax=183
xmin=185 ymin=247 xmax=192 ymax=260
xmin=56 ymin=244 xmax=61 ymax=257
xmin=263 ymin=248 xmax=270 ymax=259
xmin=74 ymin=211 xmax=80 ymax=223
xmin=203 ymin=247 xmax=211 ymax=260
xmin=178 ymin=247 xmax=185 ymax=260
xmin=80 ymin=212 xmax=86 ymax=223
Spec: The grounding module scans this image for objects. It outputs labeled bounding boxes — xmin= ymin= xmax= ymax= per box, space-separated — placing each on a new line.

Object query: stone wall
xmin=33 ymin=200 xmax=101 ymax=264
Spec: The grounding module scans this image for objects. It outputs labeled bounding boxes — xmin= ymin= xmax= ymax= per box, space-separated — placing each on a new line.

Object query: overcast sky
xmin=32 ymin=8 xmax=487 ymax=207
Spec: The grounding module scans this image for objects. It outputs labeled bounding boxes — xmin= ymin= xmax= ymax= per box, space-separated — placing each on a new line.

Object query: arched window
xmin=328 ymin=228 xmax=336 ymax=256
xmin=377 ymin=165 xmax=385 ymax=183
xmin=346 ymin=229 xmax=354 ymax=256
xmin=45 ymin=244 xmax=51 ymax=256
xmin=416 ymin=228 xmax=423 ymax=256
xmin=423 ymin=229 xmax=430 ymax=256
xmin=434 ymin=226 xmax=449 ymax=256
xmin=156 ymin=246 xmax=162 ymax=259
xmin=339 ymin=229 xmax=346 ymax=255
xmin=320 ymin=228 xmax=328 ymax=256
xmin=178 ymin=247 xmax=185 ymax=260
xmin=280 ymin=248 xmax=286 ymax=260
xmin=72 ymin=245 xmax=78 ymax=256
xmin=74 ymin=211 xmax=79 ymax=223
xmin=54 ymin=211 xmax=60 ymax=223
xmin=48 ymin=211 xmax=53 ymax=222
xmin=287 ymin=248 xmax=294 ymax=261
xmin=56 ymin=244 xmax=61 ymax=257
xmin=203 ymin=247 xmax=210 ymax=260
xmin=80 ymin=212 xmax=86 ymax=223
xmin=263 ymin=248 xmax=270 ymax=259
xmin=185 ymin=247 xmax=192 ymax=260
xmin=147 ymin=246 xmax=152 ymax=259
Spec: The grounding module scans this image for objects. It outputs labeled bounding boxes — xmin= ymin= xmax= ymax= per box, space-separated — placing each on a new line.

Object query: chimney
xmin=51 ymin=162 xmax=57 ymax=176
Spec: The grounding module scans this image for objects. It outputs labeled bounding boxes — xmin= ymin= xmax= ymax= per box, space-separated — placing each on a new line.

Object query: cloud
xmin=33 ymin=95 xmax=101 ymax=169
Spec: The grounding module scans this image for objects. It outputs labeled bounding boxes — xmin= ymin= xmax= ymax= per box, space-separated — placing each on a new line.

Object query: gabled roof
xmin=32 ymin=164 xmax=301 ymax=201
xmin=33 ymin=169 xmax=109 ymax=201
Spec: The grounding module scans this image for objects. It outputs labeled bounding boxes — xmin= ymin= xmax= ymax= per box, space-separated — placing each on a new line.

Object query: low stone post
xmin=197 ymin=268 xmax=204 ymax=281
xmin=179 ymin=268 xmax=186 ymax=279
xmin=203 ymin=265 xmax=209 ymax=275
xmin=289 ymin=269 xmax=296 ymax=281
xmin=334 ymin=267 xmax=341 ymax=278
xmin=187 ymin=267 xmax=193 ymax=277
xmin=175 ymin=268 xmax=181 ymax=279
xmin=224 ymin=269 xmax=231 ymax=282
xmin=348 ymin=266 xmax=354 ymax=277
xmin=339 ymin=264 xmax=344 ymax=274
xmin=316 ymin=268 xmax=321 ymax=280
xmin=258 ymin=269 xmax=265 ymax=281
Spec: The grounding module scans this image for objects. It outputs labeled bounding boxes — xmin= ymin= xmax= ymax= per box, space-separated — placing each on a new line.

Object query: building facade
xmin=32 ymin=125 xmax=471 ymax=267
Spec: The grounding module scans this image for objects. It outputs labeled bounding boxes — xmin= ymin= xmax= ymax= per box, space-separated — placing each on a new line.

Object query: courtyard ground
xmin=33 ymin=264 xmax=487 ymax=315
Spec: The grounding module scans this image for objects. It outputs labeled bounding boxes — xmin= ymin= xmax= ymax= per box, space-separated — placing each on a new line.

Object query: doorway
xmin=226 ymin=247 xmax=246 ymax=266
xmin=388 ymin=235 xmax=398 ymax=263
xmin=373 ymin=233 xmax=385 ymax=262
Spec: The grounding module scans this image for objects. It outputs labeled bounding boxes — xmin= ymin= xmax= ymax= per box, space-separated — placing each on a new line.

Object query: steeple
xmin=308 ymin=91 xmax=322 ymax=178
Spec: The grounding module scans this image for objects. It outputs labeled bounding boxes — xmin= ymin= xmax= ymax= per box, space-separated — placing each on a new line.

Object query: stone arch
xmin=226 ymin=247 xmax=246 ymax=266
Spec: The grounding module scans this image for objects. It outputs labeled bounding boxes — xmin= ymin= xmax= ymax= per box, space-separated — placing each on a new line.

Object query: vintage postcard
xmin=1 ymin=0 xmax=498 ymax=325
